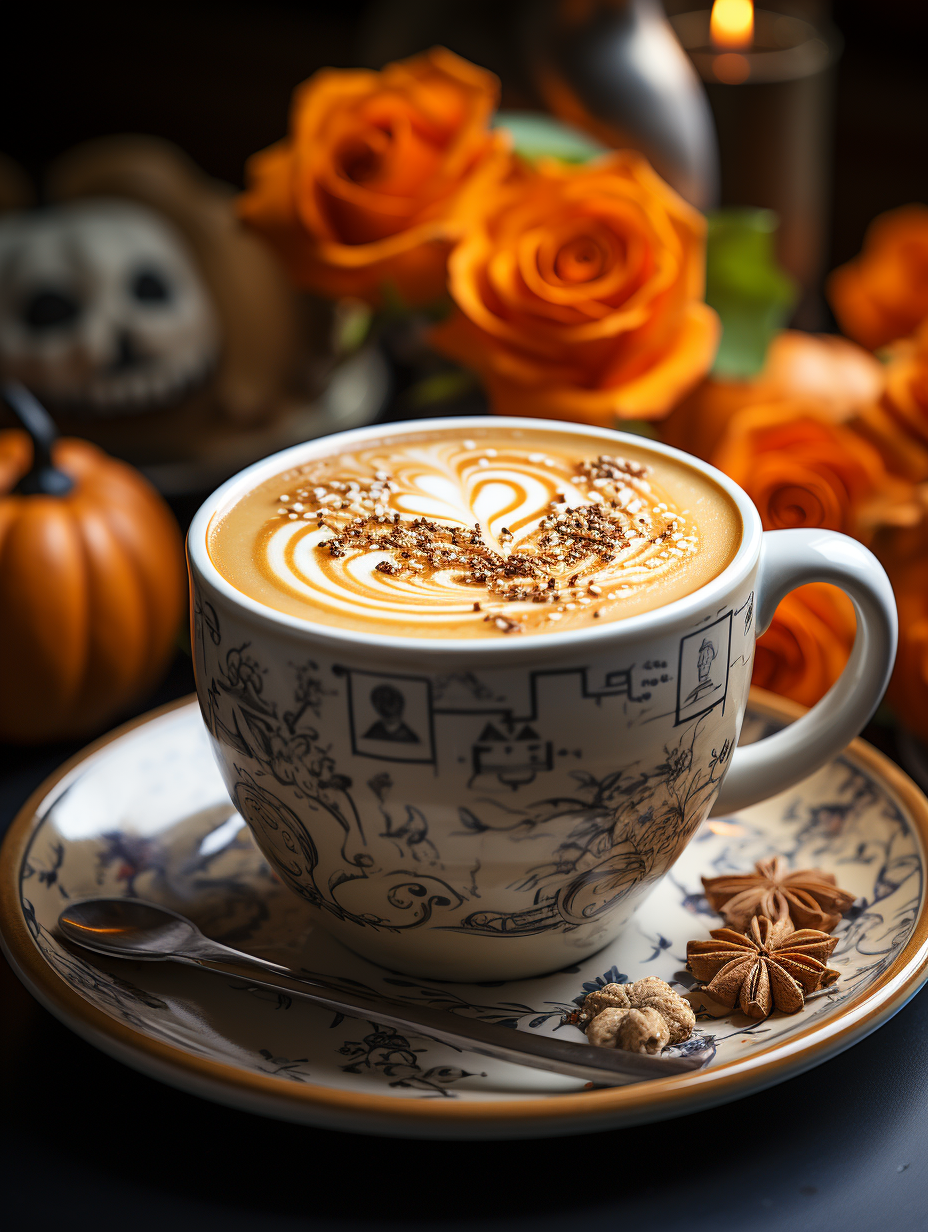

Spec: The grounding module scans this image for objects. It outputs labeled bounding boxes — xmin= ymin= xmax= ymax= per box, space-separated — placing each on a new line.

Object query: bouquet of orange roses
xmin=239 ymin=47 xmax=720 ymax=426
xmin=661 ymin=208 xmax=928 ymax=741
xmin=239 ymin=47 xmax=928 ymax=748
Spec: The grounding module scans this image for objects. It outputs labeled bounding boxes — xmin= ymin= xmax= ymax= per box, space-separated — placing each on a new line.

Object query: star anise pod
xmin=702 ymin=856 xmax=855 ymax=932
xmin=687 ymin=915 xmax=840 ymax=1020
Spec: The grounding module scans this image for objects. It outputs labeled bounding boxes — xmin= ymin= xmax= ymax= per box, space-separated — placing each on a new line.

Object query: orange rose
xmin=662 ymin=330 xmax=883 ymax=461
xmin=855 ymin=320 xmax=928 ymax=482
xmin=430 ymin=152 xmax=720 ymax=423
xmin=752 ymin=584 xmax=857 ymax=708
xmin=827 ymin=205 xmax=928 ymax=350
xmin=886 ymin=556 xmax=928 ymax=745
xmin=237 ymin=48 xmax=510 ymax=307
xmin=710 ymin=400 xmax=915 ymax=543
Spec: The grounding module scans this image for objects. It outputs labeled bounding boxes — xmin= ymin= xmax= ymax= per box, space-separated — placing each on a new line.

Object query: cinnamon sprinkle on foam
xmin=267 ymin=454 xmax=698 ymax=633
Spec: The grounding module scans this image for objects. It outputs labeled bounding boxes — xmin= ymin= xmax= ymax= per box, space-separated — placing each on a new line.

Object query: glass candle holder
xmin=673 ymin=7 xmax=842 ymax=324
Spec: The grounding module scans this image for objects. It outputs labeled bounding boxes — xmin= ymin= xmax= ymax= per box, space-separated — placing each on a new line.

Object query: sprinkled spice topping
xmin=270 ymin=454 xmax=698 ymax=634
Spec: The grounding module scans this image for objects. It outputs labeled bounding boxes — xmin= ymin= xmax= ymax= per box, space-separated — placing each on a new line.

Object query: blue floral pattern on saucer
xmin=11 ymin=699 xmax=925 ymax=1108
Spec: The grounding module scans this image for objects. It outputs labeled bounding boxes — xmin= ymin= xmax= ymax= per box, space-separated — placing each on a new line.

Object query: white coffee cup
xmin=187 ymin=418 xmax=897 ymax=981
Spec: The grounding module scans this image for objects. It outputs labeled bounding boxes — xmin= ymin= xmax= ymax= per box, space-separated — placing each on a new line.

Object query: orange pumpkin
xmin=0 ymin=383 xmax=186 ymax=743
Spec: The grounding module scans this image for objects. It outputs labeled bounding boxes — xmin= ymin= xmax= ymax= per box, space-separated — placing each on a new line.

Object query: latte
xmin=208 ymin=427 xmax=741 ymax=637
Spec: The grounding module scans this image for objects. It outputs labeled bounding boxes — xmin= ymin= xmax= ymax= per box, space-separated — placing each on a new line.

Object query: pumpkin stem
xmin=3 ymin=382 xmax=74 ymax=496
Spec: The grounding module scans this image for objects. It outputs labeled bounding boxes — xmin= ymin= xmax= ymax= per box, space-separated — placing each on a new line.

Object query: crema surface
xmin=208 ymin=428 xmax=741 ymax=638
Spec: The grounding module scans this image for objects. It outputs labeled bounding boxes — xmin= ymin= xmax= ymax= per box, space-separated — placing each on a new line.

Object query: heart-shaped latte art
xmin=256 ymin=438 xmax=701 ymax=634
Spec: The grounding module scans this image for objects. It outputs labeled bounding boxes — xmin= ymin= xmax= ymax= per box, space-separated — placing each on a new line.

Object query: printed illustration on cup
xmin=342 ymin=669 xmax=436 ymax=764
xmin=676 ymin=613 xmax=732 ymax=725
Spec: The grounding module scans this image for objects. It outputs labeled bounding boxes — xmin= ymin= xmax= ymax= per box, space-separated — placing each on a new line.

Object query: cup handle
xmin=713 ymin=528 xmax=898 ymax=815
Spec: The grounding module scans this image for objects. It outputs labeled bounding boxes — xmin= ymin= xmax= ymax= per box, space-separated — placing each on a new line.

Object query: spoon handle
xmin=174 ymin=947 xmax=710 ymax=1086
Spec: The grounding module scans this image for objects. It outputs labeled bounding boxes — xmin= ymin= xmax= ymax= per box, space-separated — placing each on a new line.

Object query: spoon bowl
xmin=59 ymin=898 xmax=203 ymax=960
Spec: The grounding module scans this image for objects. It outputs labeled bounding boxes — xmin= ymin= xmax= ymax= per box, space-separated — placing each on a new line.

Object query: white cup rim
xmin=187 ymin=416 xmax=763 ymax=657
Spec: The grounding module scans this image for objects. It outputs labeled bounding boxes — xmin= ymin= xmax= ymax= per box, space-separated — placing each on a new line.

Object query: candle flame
xmin=710 ymin=0 xmax=754 ymax=50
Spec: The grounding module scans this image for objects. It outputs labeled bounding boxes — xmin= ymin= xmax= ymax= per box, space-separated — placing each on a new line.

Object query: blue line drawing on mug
xmin=437 ymin=664 xmax=674 ymax=790
xmin=335 ymin=662 xmax=672 ymax=779
xmin=364 ymin=685 xmax=421 ymax=745
xmin=676 ymin=613 xmax=732 ymax=726
xmin=368 ymin=776 xmax=442 ymax=864
xmin=469 ymin=721 xmax=554 ymax=790
xmin=193 ymin=595 xmax=743 ymax=938
xmin=434 ymin=664 xmax=659 ymax=725
xmin=688 ymin=639 xmax=718 ymax=704
xmin=433 ymin=671 xmax=505 ymax=705
xmin=449 ymin=716 xmax=733 ymax=937
xmin=727 ymin=593 xmax=756 ymax=676
xmin=337 ymin=669 xmax=436 ymax=765
xmin=737 ymin=590 xmax=755 ymax=636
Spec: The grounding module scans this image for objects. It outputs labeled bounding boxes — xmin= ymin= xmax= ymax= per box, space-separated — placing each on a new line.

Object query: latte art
xmin=209 ymin=429 xmax=741 ymax=638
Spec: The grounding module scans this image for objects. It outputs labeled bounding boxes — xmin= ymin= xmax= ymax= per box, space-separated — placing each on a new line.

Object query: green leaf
xmin=374 ymin=280 xmax=451 ymax=323
xmin=493 ymin=111 xmax=607 ymax=164
xmin=403 ymin=369 xmax=477 ymax=410
xmin=332 ymin=300 xmax=373 ymax=355
xmin=705 ymin=208 xmax=798 ymax=380
xmin=377 ymin=278 xmax=412 ymax=319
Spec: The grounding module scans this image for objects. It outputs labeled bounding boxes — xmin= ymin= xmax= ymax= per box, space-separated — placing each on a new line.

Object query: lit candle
xmin=710 ymin=0 xmax=754 ymax=52
xmin=672 ymin=2 xmax=842 ymax=325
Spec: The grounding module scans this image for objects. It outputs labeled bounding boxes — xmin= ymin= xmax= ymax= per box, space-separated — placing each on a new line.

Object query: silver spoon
xmin=58 ymin=897 xmax=712 ymax=1087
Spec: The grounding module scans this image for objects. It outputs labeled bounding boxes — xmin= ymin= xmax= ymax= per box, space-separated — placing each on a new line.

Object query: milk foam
xmin=209 ymin=430 xmax=741 ymax=638
xmin=249 ymin=440 xmax=698 ymax=633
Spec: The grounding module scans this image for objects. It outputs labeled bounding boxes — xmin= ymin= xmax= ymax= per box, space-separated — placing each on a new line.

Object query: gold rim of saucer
xmin=3 ymin=687 xmax=928 ymax=1134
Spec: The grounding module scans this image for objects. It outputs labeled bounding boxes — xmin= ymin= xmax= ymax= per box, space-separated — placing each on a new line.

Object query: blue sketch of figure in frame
xmin=363 ymin=684 xmax=420 ymax=744
xmin=683 ymin=638 xmax=718 ymax=708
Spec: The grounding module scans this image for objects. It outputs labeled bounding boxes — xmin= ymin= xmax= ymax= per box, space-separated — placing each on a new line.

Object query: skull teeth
xmin=50 ymin=349 xmax=218 ymax=418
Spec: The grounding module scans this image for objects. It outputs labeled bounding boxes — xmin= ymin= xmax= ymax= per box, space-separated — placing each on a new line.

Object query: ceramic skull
xmin=0 ymin=199 xmax=220 ymax=414
xmin=0 ymin=136 xmax=360 ymax=485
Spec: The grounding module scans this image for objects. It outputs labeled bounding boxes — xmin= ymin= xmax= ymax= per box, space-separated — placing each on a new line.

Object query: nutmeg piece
xmin=616 ymin=1007 xmax=671 ymax=1054
xmin=585 ymin=1006 xmax=631 ymax=1048
xmin=625 ymin=976 xmax=696 ymax=1044
xmin=576 ymin=982 xmax=631 ymax=1024
xmin=578 ymin=975 xmax=695 ymax=1054
xmin=585 ymin=1006 xmax=671 ymax=1054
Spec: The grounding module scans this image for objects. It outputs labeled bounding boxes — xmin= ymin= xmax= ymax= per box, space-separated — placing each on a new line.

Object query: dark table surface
xmin=2 ymin=654 xmax=927 ymax=1232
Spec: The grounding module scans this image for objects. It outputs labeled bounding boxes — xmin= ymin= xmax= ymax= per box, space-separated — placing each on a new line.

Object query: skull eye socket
xmin=131 ymin=268 xmax=172 ymax=303
xmin=21 ymin=288 xmax=81 ymax=331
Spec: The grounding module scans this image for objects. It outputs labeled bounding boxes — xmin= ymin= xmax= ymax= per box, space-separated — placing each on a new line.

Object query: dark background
xmin=3 ymin=3 xmax=928 ymax=1229
xmin=1 ymin=1 xmax=927 ymax=270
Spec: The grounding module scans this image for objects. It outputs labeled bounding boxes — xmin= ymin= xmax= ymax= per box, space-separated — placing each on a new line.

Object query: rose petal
xmin=752 ymin=584 xmax=858 ymax=709
xmin=711 ymin=400 xmax=913 ymax=545
xmin=430 ymin=151 xmax=718 ymax=421
xmin=827 ymin=204 xmax=928 ymax=349
xmin=238 ymin=48 xmax=509 ymax=306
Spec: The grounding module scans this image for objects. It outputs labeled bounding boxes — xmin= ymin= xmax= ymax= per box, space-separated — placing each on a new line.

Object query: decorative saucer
xmin=2 ymin=689 xmax=927 ymax=1139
